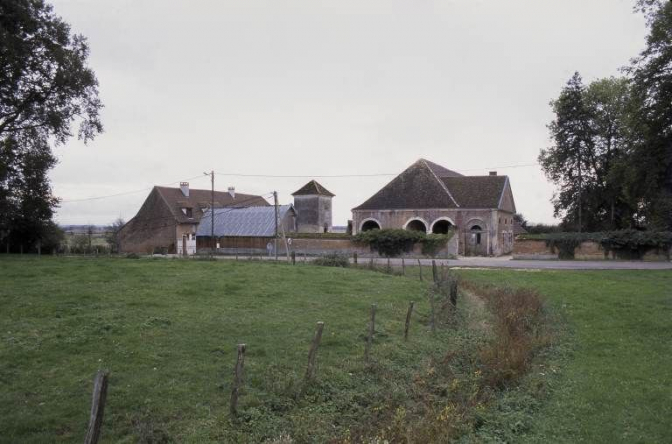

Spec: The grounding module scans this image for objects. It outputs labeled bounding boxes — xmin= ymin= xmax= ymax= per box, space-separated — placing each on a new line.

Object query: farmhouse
xmin=118 ymin=182 xmax=268 ymax=254
xmin=352 ymin=159 xmax=517 ymax=256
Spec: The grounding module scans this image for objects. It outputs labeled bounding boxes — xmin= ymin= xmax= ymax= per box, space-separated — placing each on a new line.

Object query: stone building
xmin=351 ymin=159 xmax=517 ymax=256
xmin=118 ymin=182 xmax=268 ymax=254
xmin=292 ymin=180 xmax=334 ymax=233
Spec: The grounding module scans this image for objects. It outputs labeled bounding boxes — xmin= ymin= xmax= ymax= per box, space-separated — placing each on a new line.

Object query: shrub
xmin=354 ymin=229 xmax=423 ymax=257
xmin=312 ymin=253 xmax=349 ymax=267
xmin=420 ymin=232 xmax=454 ymax=257
xmin=125 ymin=252 xmax=140 ymax=259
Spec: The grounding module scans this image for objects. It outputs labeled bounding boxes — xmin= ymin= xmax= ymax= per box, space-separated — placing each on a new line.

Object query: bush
xmin=354 ymin=229 xmax=423 ymax=257
xmin=312 ymin=253 xmax=349 ymax=267
xmin=420 ymin=232 xmax=454 ymax=257
xmin=125 ymin=253 xmax=140 ymax=259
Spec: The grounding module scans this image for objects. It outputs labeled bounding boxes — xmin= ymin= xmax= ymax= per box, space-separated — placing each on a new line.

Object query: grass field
xmin=0 ymin=257 xmax=480 ymax=443
xmin=1 ymin=257 xmax=670 ymax=443
xmin=456 ymin=268 xmax=672 ymax=443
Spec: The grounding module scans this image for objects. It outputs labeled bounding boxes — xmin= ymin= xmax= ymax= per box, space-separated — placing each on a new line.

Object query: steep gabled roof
xmin=291 ymin=180 xmax=335 ymax=197
xmin=440 ymin=176 xmax=508 ymax=209
xmin=352 ymin=159 xmax=458 ymax=210
xmin=197 ymin=205 xmax=295 ymax=237
xmin=155 ymin=186 xmax=269 ymax=224
xmin=352 ymin=159 xmax=514 ymax=211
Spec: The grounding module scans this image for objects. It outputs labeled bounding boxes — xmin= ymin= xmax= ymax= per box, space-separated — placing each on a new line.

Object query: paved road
xmin=212 ymin=254 xmax=672 ymax=270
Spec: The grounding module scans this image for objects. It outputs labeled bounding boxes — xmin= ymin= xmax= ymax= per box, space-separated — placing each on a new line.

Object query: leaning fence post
xmin=401 ymin=258 xmax=405 ymax=275
xmin=404 ymin=301 xmax=414 ymax=340
xmin=291 ymin=251 xmax=296 ymax=265
xmin=432 ymin=260 xmax=437 ymax=282
xmin=230 ymin=344 xmax=246 ymax=415
xmin=84 ymin=370 xmax=109 ymax=444
xmin=417 ymin=259 xmax=423 ymax=281
xmin=305 ymin=322 xmax=325 ymax=380
xmin=364 ymin=304 xmax=377 ymax=362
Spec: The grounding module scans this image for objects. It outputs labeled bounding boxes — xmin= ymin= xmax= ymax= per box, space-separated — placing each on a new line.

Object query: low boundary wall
xmin=513 ymin=238 xmax=671 ymax=261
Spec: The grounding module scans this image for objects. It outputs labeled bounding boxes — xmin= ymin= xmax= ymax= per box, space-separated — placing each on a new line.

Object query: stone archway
xmin=360 ymin=219 xmax=381 ymax=232
xmin=464 ymin=219 xmax=488 ymax=256
xmin=404 ymin=218 xmax=427 ymax=233
xmin=431 ymin=217 xmax=454 ymax=234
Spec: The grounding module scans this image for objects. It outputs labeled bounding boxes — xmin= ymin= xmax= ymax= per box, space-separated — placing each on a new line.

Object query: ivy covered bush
xmin=354 ymin=229 xmax=454 ymax=257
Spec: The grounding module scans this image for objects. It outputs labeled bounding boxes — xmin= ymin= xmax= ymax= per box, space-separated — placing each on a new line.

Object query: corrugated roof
xmin=291 ymin=180 xmax=335 ymax=197
xmin=197 ymin=205 xmax=295 ymax=237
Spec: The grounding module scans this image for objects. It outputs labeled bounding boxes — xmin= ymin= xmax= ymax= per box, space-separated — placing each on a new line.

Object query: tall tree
xmin=539 ymin=72 xmax=594 ymax=231
xmin=0 ymin=0 xmax=103 ymax=251
xmin=540 ymin=75 xmax=635 ymax=231
xmin=626 ymin=0 xmax=672 ymax=230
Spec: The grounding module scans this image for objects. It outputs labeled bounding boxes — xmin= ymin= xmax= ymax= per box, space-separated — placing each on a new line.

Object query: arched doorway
xmin=465 ymin=221 xmax=487 ymax=256
xmin=431 ymin=218 xmax=453 ymax=234
xmin=405 ymin=219 xmax=427 ymax=233
xmin=360 ymin=219 xmax=381 ymax=232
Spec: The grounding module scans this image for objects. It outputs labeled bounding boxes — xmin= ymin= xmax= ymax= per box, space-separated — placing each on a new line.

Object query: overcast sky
xmin=50 ymin=0 xmax=647 ymax=226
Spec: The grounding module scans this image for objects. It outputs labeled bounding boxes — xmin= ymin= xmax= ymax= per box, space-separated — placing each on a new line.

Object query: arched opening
xmin=431 ymin=219 xmax=453 ymax=234
xmin=405 ymin=219 xmax=427 ymax=233
xmin=361 ymin=219 xmax=381 ymax=232
xmin=470 ymin=224 xmax=483 ymax=245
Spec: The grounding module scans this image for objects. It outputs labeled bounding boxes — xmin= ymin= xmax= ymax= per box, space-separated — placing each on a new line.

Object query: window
xmin=182 ymin=207 xmax=193 ymax=218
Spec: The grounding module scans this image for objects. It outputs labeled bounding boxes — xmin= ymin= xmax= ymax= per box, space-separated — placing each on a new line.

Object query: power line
xmin=57 ymin=162 xmax=540 ymax=203
xmin=59 ymin=174 xmax=207 ymax=203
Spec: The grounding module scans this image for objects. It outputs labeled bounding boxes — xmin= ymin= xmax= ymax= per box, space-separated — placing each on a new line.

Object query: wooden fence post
xmin=235 ymin=253 xmax=238 ymax=261
xmin=84 ymin=370 xmax=109 ymax=444
xmin=364 ymin=304 xmax=377 ymax=362
xmin=417 ymin=259 xmax=423 ymax=281
xmin=353 ymin=252 xmax=358 ymax=266
xmin=369 ymin=256 xmax=374 ymax=270
xmin=449 ymin=278 xmax=458 ymax=307
xmin=432 ymin=260 xmax=437 ymax=283
xmin=429 ymin=287 xmax=436 ymax=334
xmin=230 ymin=344 xmax=246 ymax=415
xmin=291 ymin=251 xmax=296 ymax=265
xmin=401 ymin=258 xmax=405 ymax=276
xmin=305 ymin=322 xmax=325 ymax=380
xmin=404 ymin=301 xmax=414 ymax=340
xmin=386 ymin=257 xmax=391 ymax=274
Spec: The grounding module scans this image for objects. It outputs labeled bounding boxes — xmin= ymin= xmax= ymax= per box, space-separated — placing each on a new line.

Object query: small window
xmin=182 ymin=207 xmax=193 ymax=218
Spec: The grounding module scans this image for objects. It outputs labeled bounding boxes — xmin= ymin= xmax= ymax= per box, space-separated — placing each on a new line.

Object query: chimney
xmin=489 ymin=171 xmax=497 ymax=176
xmin=228 ymin=186 xmax=235 ymax=199
xmin=180 ymin=182 xmax=189 ymax=197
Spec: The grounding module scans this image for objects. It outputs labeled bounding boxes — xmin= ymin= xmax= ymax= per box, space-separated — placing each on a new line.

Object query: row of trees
xmin=0 ymin=0 xmax=103 ymax=252
xmin=540 ymin=0 xmax=672 ymax=232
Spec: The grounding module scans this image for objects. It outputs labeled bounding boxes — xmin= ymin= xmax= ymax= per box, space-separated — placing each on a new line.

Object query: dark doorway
xmin=432 ymin=219 xmax=452 ymax=234
xmin=406 ymin=219 xmax=427 ymax=232
xmin=361 ymin=220 xmax=381 ymax=232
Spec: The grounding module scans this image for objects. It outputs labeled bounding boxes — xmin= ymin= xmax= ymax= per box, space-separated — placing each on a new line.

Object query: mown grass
xmin=454 ymin=269 xmax=672 ymax=443
xmin=0 ymin=256 xmax=483 ymax=443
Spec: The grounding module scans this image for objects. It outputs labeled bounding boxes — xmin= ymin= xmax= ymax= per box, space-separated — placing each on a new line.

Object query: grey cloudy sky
xmin=50 ymin=0 xmax=647 ymax=226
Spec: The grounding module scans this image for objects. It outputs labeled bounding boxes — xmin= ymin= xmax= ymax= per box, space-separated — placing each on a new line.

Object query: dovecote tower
xmin=292 ymin=180 xmax=335 ymax=233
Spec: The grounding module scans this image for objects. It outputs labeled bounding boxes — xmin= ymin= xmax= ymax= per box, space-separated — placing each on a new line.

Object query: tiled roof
xmin=352 ymin=159 xmax=510 ymax=210
xmin=197 ymin=205 xmax=295 ymax=237
xmin=155 ymin=186 xmax=269 ymax=224
xmin=291 ymin=180 xmax=335 ymax=197
xmin=440 ymin=176 xmax=508 ymax=208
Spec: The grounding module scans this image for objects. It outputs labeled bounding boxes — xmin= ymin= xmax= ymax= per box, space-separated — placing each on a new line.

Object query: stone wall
xmin=513 ymin=238 xmax=671 ymax=261
xmin=198 ymin=234 xmax=459 ymax=258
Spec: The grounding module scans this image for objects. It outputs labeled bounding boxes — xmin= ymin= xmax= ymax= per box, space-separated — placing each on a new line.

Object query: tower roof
xmin=291 ymin=180 xmax=335 ymax=197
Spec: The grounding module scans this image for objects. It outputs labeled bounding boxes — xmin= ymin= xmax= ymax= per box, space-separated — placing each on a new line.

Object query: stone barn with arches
xmin=352 ymin=159 xmax=516 ymax=256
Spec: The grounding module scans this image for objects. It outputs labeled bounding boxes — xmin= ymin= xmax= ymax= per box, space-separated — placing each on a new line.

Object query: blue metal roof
xmin=196 ymin=205 xmax=294 ymax=237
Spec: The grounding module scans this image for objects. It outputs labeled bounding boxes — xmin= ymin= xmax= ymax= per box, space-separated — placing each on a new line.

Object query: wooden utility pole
xmin=273 ymin=191 xmax=279 ymax=261
xmin=211 ymin=170 xmax=215 ymax=253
